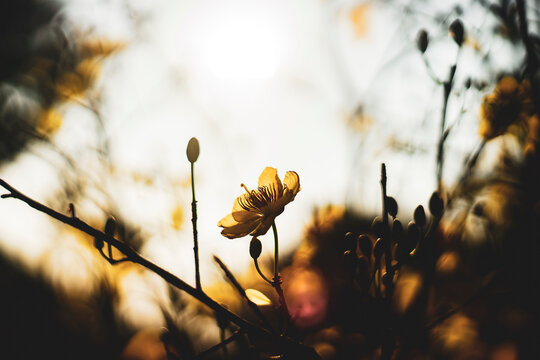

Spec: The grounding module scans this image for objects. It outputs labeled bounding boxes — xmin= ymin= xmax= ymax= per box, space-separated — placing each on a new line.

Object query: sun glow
xmin=197 ymin=0 xmax=284 ymax=80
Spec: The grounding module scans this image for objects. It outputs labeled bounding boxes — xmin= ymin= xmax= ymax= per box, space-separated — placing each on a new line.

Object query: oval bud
xmin=249 ymin=237 xmax=262 ymax=259
xmin=357 ymin=234 xmax=373 ymax=258
xmin=343 ymin=250 xmax=358 ymax=275
xmin=186 ymin=137 xmax=200 ymax=163
xmin=374 ymin=237 xmax=387 ymax=259
xmin=413 ymin=205 xmax=426 ymax=228
xmin=449 ymin=19 xmax=465 ymax=47
xmin=344 ymin=231 xmax=356 ymax=252
xmin=416 ymin=29 xmax=429 ymax=53
xmin=371 ymin=216 xmax=386 ymax=238
xmin=429 ymin=192 xmax=444 ymax=217
xmin=94 ymin=236 xmax=104 ymax=250
xmin=385 ymin=196 xmax=398 ymax=218
xmin=406 ymin=221 xmax=420 ymax=250
xmin=105 ymin=217 xmax=116 ymax=236
xmin=392 ymin=219 xmax=403 ymax=236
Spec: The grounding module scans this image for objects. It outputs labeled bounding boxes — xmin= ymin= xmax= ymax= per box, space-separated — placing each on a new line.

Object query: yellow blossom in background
xmin=349 ymin=3 xmax=371 ymax=38
xmin=55 ymin=58 xmax=101 ymax=100
xmin=171 ymin=205 xmax=184 ymax=230
xmin=36 ymin=107 xmax=63 ymax=135
xmin=479 ymin=76 xmax=533 ymax=140
xmin=80 ymin=38 xmax=126 ymax=58
xmin=217 ymin=167 xmax=300 ymax=239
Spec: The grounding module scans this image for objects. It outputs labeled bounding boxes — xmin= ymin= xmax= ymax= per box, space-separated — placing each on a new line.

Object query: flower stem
xmin=191 ymin=162 xmax=202 ymax=292
xmin=272 ymin=221 xmax=279 ymax=280
xmin=0 ymin=178 xmax=322 ymax=359
xmin=254 ymin=258 xmax=273 ymax=285
xmin=271 ymin=221 xmax=290 ymax=324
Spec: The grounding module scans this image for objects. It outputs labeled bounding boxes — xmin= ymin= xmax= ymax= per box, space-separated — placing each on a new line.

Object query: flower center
xmin=238 ymin=185 xmax=277 ymax=211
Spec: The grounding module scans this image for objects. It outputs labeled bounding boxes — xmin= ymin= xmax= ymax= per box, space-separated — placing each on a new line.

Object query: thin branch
xmin=193 ymin=331 xmax=242 ymax=360
xmin=190 ymin=161 xmax=202 ymax=292
xmin=0 ymin=178 xmax=321 ymax=359
xmin=213 ymin=255 xmax=273 ymax=330
xmin=436 ymin=64 xmax=457 ymax=192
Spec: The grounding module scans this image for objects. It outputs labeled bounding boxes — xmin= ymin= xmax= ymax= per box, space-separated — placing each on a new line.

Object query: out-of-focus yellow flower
xmin=217 ymin=167 xmax=300 ymax=239
xmin=479 ymin=76 xmax=533 ymax=140
xmin=349 ymin=3 xmax=371 ymax=38
xmin=36 ymin=107 xmax=63 ymax=135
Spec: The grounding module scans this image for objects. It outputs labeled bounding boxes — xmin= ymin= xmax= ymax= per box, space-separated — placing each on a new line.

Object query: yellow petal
xmin=258 ymin=167 xmax=283 ymax=194
xmin=233 ymin=193 xmax=251 ymax=212
xmin=232 ymin=210 xmax=262 ymax=223
xmin=245 ymin=289 xmax=272 ymax=306
xmin=220 ymin=217 xmax=262 ymax=239
xmin=251 ymin=216 xmax=275 ymax=237
xmin=283 ymin=171 xmax=301 ymax=197
xmin=217 ymin=213 xmax=239 ymax=227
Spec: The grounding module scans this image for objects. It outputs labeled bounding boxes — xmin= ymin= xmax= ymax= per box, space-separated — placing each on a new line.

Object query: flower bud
xmin=374 ymin=237 xmax=387 ymax=259
xmin=94 ymin=236 xmax=104 ymax=250
xmin=371 ymin=216 xmax=387 ymax=238
xmin=344 ymin=231 xmax=356 ymax=252
xmin=385 ymin=196 xmax=398 ymax=218
xmin=343 ymin=250 xmax=358 ymax=275
xmin=406 ymin=221 xmax=420 ymax=250
xmin=105 ymin=217 xmax=116 ymax=236
xmin=416 ymin=29 xmax=429 ymax=53
xmin=449 ymin=19 xmax=465 ymax=47
xmin=249 ymin=237 xmax=262 ymax=259
xmin=413 ymin=205 xmax=426 ymax=228
xmin=392 ymin=219 xmax=403 ymax=236
xmin=186 ymin=137 xmax=200 ymax=163
xmin=429 ymin=192 xmax=444 ymax=218
xmin=357 ymin=234 xmax=372 ymax=258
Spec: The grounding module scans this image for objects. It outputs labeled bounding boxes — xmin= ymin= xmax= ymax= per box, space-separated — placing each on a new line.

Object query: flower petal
xmin=258 ymin=167 xmax=283 ymax=195
xmin=217 ymin=213 xmax=239 ymax=227
xmin=251 ymin=215 xmax=275 ymax=237
xmin=220 ymin=217 xmax=263 ymax=239
xmin=283 ymin=171 xmax=301 ymax=198
xmin=232 ymin=210 xmax=262 ymax=222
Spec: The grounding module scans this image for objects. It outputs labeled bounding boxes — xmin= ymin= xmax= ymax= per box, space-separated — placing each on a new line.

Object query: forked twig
xmin=0 ymin=178 xmax=321 ymax=359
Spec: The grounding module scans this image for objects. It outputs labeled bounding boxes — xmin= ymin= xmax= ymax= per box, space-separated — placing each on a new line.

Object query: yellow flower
xmin=218 ymin=167 xmax=301 ymax=239
xmin=479 ymin=76 xmax=533 ymax=140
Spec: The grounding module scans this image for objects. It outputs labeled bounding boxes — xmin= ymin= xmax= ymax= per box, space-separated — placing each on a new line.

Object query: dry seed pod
xmin=449 ymin=19 xmax=465 ymax=46
xmin=413 ymin=205 xmax=426 ymax=228
xmin=416 ymin=29 xmax=429 ymax=53
xmin=385 ymin=196 xmax=398 ymax=218
xmin=186 ymin=137 xmax=200 ymax=163
xmin=429 ymin=191 xmax=444 ymax=217
xmin=357 ymin=234 xmax=373 ymax=258
xmin=249 ymin=237 xmax=262 ymax=259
